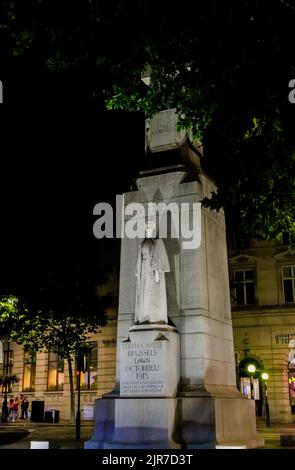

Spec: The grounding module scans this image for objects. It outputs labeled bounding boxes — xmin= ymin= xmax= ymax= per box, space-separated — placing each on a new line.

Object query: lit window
xmin=77 ymin=342 xmax=98 ymax=391
xmin=23 ymin=350 xmax=36 ymax=392
xmin=282 ymin=266 xmax=295 ymax=303
xmin=232 ymin=269 xmax=255 ymax=306
xmin=47 ymin=352 xmax=64 ymax=391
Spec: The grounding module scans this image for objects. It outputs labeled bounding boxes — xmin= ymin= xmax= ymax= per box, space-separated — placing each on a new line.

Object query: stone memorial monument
xmin=85 ymin=108 xmax=264 ymax=449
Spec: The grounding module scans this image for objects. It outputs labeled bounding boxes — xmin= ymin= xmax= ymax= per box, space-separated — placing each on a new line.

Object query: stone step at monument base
xmin=84 ymin=397 xmax=176 ymax=449
xmin=84 ymin=395 xmax=264 ymax=449
xmin=93 ymin=442 xmax=180 ymax=449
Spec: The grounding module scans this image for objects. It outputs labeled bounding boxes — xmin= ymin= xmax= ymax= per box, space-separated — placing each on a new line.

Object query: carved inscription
xmin=120 ymin=341 xmax=166 ymax=396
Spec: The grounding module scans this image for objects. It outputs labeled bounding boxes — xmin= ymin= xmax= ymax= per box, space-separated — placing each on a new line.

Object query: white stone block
xmin=216 ymin=445 xmax=247 ymax=449
xmin=30 ymin=441 xmax=49 ymax=449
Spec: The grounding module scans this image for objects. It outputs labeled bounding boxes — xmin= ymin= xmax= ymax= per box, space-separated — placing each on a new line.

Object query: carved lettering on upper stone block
xmin=146 ymin=108 xmax=186 ymax=153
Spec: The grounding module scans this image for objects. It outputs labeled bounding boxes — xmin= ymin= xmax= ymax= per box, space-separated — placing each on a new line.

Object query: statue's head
xmin=145 ymin=219 xmax=156 ymax=239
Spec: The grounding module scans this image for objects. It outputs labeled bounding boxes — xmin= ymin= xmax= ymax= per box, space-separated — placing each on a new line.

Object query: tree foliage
xmin=0 ymin=374 xmax=18 ymax=387
xmin=1 ymin=266 xmax=110 ymax=358
xmin=0 ymin=265 xmax=111 ymax=420
xmin=0 ymin=1 xmax=294 ymax=241
xmin=0 ymin=295 xmax=23 ymax=338
xmin=4 ymin=265 xmax=110 ymax=357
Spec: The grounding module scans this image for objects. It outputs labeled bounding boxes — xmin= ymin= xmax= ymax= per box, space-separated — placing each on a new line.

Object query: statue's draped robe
xmin=135 ymin=238 xmax=170 ymax=324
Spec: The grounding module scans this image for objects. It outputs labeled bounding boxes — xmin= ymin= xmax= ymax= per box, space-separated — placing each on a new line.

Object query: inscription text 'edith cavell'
xmin=120 ymin=342 xmax=166 ymax=396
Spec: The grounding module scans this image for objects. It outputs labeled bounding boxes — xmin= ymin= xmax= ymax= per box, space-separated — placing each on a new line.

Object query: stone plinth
xmin=85 ymin=324 xmax=180 ymax=449
xmin=85 ymin=396 xmax=178 ymax=449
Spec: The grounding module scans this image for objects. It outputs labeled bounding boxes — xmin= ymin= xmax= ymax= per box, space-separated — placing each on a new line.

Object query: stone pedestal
xmin=85 ymin=396 xmax=178 ymax=449
xmin=85 ymin=324 xmax=181 ymax=449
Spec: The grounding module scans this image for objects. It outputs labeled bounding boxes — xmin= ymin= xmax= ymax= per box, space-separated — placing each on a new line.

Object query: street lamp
xmin=1 ymin=341 xmax=10 ymax=423
xmin=76 ymin=347 xmax=86 ymax=442
xmin=261 ymin=372 xmax=270 ymax=427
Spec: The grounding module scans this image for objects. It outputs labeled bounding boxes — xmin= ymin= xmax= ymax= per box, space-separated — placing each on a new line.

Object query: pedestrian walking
xmin=8 ymin=397 xmax=15 ymax=421
xmin=13 ymin=396 xmax=20 ymax=421
xmin=21 ymin=396 xmax=29 ymax=420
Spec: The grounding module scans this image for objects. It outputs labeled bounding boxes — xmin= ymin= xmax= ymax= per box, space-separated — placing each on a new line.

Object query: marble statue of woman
xmin=135 ymin=221 xmax=170 ymax=324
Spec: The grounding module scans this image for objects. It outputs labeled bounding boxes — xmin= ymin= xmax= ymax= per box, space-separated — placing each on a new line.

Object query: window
xmin=1 ymin=347 xmax=14 ymax=393
xmin=23 ymin=350 xmax=36 ymax=392
xmin=47 ymin=352 xmax=64 ymax=391
xmin=77 ymin=342 xmax=98 ymax=391
xmin=232 ymin=269 xmax=255 ymax=306
xmin=282 ymin=266 xmax=295 ymax=303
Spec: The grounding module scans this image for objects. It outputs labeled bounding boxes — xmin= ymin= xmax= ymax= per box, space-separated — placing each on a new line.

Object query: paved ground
xmin=0 ymin=420 xmax=93 ymax=449
xmin=0 ymin=418 xmax=294 ymax=449
xmin=256 ymin=419 xmax=295 ymax=449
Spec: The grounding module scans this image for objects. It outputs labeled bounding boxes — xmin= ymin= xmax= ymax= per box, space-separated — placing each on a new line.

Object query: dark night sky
xmin=0 ymin=101 xmax=145 ymax=295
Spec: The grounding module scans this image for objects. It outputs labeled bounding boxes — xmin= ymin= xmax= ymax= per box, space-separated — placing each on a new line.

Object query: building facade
xmin=1 ymin=319 xmax=117 ymax=421
xmin=229 ymin=237 xmax=295 ymax=423
xmin=0 ymin=252 xmax=119 ymax=422
xmin=2 ymin=237 xmax=295 ymax=423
